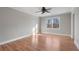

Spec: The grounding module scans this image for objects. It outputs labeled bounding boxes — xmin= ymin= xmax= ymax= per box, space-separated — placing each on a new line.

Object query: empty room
xmin=0 ymin=7 xmax=79 ymax=51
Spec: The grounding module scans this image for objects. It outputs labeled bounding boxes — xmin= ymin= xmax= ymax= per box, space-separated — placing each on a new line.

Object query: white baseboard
xmin=0 ymin=34 xmax=32 ymax=45
xmin=42 ymin=32 xmax=71 ymax=37
xmin=0 ymin=33 xmax=71 ymax=45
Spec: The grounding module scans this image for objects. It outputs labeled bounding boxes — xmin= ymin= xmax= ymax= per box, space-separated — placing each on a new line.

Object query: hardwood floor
xmin=0 ymin=34 xmax=78 ymax=51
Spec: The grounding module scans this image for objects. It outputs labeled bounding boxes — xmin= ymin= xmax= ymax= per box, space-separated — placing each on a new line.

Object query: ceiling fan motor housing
xmin=41 ymin=7 xmax=50 ymax=14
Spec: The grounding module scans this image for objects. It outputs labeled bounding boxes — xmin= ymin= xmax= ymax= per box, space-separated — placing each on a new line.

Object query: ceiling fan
xmin=36 ymin=7 xmax=52 ymax=14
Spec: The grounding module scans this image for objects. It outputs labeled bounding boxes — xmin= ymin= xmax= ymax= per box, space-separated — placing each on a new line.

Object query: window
xmin=47 ymin=17 xmax=60 ymax=29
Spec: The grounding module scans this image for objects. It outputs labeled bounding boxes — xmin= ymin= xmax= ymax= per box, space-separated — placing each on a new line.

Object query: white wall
xmin=74 ymin=8 xmax=79 ymax=49
xmin=0 ymin=7 xmax=39 ymax=43
xmin=40 ymin=13 xmax=71 ymax=36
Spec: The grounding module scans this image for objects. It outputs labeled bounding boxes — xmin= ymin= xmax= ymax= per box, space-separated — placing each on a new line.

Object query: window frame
xmin=47 ymin=17 xmax=60 ymax=30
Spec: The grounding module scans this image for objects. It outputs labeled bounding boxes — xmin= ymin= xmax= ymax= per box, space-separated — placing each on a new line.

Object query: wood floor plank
xmin=0 ymin=34 xmax=78 ymax=51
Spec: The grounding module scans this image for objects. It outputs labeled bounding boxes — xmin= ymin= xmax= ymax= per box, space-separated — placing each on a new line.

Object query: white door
xmin=74 ymin=8 xmax=79 ymax=49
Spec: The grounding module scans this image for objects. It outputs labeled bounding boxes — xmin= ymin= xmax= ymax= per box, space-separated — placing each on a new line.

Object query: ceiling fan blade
xmin=35 ymin=7 xmax=51 ymax=14
xmin=41 ymin=9 xmax=50 ymax=14
xmin=35 ymin=11 xmax=41 ymax=13
xmin=46 ymin=10 xmax=50 ymax=13
xmin=47 ymin=8 xmax=52 ymax=10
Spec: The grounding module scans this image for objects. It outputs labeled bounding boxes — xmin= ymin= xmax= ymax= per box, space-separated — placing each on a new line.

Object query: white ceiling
xmin=11 ymin=7 xmax=73 ymax=17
